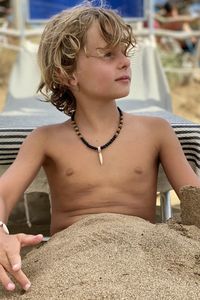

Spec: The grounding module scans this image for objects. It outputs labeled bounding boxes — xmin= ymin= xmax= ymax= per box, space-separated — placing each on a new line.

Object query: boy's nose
xmin=118 ymin=54 xmax=131 ymax=69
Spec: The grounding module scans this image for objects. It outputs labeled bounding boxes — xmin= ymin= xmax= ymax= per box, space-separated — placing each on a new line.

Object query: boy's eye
xmin=95 ymin=49 xmax=114 ymax=59
xmin=104 ymin=51 xmax=113 ymax=57
xmin=102 ymin=51 xmax=116 ymax=60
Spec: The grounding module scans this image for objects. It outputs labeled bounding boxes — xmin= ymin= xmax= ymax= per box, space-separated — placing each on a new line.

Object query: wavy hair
xmin=37 ymin=2 xmax=136 ymax=115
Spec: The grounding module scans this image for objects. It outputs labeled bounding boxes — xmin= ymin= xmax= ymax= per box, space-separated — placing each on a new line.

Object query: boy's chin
xmin=115 ymin=92 xmax=130 ymax=100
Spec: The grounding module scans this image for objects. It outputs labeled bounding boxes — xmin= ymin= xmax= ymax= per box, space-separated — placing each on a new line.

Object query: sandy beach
xmin=1 ymin=209 xmax=200 ymax=299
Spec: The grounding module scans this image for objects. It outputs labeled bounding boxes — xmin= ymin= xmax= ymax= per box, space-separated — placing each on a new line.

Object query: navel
xmin=134 ymin=167 xmax=143 ymax=175
xmin=64 ymin=168 xmax=74 ymax=177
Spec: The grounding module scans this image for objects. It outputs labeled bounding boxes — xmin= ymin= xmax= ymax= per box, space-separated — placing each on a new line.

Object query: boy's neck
xmin=74 ymin=101 xmax=120 ymax=132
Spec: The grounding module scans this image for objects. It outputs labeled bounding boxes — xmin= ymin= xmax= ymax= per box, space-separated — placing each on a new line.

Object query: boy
xmin=0 ymin=3 xmax=200 ymax=293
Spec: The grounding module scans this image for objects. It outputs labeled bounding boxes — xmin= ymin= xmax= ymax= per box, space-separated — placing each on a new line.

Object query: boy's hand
xmin=0 ymin=232 xmax=43 ymax=291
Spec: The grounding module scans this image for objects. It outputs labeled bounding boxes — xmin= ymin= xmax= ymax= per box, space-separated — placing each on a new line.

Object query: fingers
xmin=0 ymin=233 xmax=43 ymax=292
xmin=0 ymin=264 xmax=15 ymax=291
xmin=11 ymin=269 xmax=31 ymax=291
xmin=7 ymin=234 xmax=43 ymax=271
xmin=7 ymin=252 xmax=21 ymax=272
xmin=0 ymin=260 xmax=31 ymax=292
xmin=17 ymin=234 xmax=43 ymax=247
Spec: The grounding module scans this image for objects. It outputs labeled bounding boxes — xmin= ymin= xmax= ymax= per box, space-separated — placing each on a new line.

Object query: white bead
xmin=0 ymin=221 xmax=9 ymax=234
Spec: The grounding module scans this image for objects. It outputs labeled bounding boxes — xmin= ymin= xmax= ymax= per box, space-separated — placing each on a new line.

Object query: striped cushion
xmin=0 ymin=128 xmax=32 ymax=165
xmin=174 ymin=124 xmax=200 ymax=175
xmin=1 ymin=124 xmax=200 ymax=174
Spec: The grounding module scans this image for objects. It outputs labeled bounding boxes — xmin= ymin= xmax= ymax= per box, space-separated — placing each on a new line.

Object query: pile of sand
xmin=180 ymin=185 xmax=200 ymax=228
xmin=1 ymin=210 xmax=200 ymax=300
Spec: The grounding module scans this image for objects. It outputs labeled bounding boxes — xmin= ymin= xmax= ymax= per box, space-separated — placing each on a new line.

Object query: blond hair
xmin=37 ymin=3 xmax=136 ymax=115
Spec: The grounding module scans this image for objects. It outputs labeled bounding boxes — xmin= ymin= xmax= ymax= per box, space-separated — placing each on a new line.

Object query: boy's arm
xmin=158 ymin=119 xmax=200 ymax=198
xmin=0 ymin=127 xmax=48 ymax=291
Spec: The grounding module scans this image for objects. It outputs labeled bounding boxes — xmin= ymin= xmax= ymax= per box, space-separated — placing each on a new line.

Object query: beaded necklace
xmin=71 ymin=107 xmax=123 ymax=165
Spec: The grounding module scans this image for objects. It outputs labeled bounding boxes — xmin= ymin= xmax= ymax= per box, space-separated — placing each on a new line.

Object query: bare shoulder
xmin=18 ymin=120 xmax=71 ymax=160
xmin=125 ymin=113 xmax=172 ymax=133
xmin=124 ymin=113 xmax=176 ymax=152
xmin=26 ymin=120 xmax=71 ymax=142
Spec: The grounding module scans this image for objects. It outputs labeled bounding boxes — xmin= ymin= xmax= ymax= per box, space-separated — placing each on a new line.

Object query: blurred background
xmin=0 ymin=0 xmax=199 ymax=121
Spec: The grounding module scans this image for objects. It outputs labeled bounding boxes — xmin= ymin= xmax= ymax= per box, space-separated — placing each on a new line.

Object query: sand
xmin=180 ymin=186 xmax=200 ymax=228
xmin=1 ymin=203 xmax=200 ymax=299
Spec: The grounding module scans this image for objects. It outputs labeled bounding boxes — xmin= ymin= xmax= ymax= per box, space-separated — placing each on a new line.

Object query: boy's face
xmin=70 ymin=21 xmax=131 ymax=102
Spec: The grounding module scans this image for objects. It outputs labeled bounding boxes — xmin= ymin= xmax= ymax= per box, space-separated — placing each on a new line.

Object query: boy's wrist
xmin=0 ymin=221 xmax=9 ymax=234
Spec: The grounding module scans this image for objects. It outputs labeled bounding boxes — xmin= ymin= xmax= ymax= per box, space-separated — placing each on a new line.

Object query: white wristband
xmin=0 ymin=221 xmax=9 ymax=234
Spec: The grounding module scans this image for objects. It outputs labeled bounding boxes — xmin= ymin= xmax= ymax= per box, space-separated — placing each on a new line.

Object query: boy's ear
xmin=56 ymin=69 xmax=78 ymax=87
xmin=68 ymin=73 xmax=78 ymax=87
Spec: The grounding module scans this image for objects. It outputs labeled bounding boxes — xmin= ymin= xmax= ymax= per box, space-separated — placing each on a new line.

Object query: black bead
xmin=71 ymin=107 xmax=123 ymax=152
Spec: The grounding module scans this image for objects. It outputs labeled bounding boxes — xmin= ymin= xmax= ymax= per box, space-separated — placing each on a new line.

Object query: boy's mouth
xmin=115 ymin=75 xmax=131 ymax=82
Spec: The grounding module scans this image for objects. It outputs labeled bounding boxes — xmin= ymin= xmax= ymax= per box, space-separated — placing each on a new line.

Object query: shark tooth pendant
xmin=71 ymin=107 xmax=123 ymax=166
xmin=97 ymin=146 xmax=103 ymax=165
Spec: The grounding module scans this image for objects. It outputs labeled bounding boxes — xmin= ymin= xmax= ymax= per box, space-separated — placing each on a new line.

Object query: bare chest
xmin=44 ymin=134 xmax=159 ymax=192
